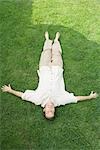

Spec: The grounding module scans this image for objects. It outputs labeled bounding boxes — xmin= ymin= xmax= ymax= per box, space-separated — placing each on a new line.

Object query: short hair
xmin=43 ymin=111 xmax=56 ymax=121
xmin=45 ymin=114 xmax=55 ymax=121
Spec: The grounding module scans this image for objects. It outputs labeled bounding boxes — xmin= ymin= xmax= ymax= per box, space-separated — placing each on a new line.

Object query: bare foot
xmin=45 ymin=31 xmax=49 ymax=40
xmin=54 ymin=32 xmax=60 ymax=41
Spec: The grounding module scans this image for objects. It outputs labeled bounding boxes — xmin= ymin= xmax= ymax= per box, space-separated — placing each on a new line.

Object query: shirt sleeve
xmin=21 ymin=90 xmax=41 ymax=105
xmin=57 ymin=91 xmax=77 ymax=106
xmin=66 ymin=92 xmax=78 ymax=103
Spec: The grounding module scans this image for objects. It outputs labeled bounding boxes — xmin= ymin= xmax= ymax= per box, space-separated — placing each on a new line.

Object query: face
xmin=43 ymin=101 xmax=55 ymax=119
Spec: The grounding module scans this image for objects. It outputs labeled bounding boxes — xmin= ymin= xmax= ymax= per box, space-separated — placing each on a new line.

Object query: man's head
xmin=43 ymin=101 xmax=55 ymax=120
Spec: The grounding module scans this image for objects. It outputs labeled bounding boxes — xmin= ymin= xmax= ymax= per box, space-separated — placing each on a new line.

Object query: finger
xmin=2 ymin=85 xmax=5 ymax=88
xmin=4 ymin=85 xmax=7 ymax=88
xmin=3 ymin=85 xmax=6 ymax=88
xmin=91 ymin=91 xmax=93 ymax=94
xmin=9 ymin=84 xmax=11 ymax=87
xmin=95 ymin=93 xmax=98 ymax=96
xmin=2 ymin=90 xmax=6 ymax=92
xmin=1 ymin=89 xmax=5 ymax=92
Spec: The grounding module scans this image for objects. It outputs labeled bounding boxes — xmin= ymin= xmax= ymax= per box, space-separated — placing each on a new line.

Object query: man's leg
xmin=51 ymin=32 xmax=63 ymax=68
xmin=39 ymin=32 xmax=52 ymax=67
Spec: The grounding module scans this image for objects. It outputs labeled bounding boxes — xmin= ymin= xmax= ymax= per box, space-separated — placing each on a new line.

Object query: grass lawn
xmin=0 ymin=0 xmax=100 ymax=149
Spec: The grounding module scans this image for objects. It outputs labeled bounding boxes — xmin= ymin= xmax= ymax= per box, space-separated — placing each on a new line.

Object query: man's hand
xmin=89 ymin=91 xmax=98 ymax=99
xmin=1 ymin=84 xmax=23 ymax=97
xmin=1 ymin=84 xmax=12 ymax=93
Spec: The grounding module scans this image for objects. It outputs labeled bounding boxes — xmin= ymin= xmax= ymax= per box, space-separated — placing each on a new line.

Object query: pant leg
xmin=51 ymin=41 xmax=63 ymax=68
xmin=39 ymin=39 xmax=52 ymax=67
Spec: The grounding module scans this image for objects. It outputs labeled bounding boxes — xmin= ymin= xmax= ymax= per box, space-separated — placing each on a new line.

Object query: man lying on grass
xmin=1 ymin=32 xmax=98 ymax=120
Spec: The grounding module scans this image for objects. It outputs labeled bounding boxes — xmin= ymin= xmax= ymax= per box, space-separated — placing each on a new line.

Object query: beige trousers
xmin=39 ymin=39 xmax=63 ymax=68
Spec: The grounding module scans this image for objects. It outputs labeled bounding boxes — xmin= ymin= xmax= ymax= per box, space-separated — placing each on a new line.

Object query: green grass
xmin=0 ymin=0 xmax=100 ymax=149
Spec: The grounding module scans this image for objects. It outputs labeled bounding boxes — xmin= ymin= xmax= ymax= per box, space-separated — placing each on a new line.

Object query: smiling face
xmin=43 ymin=101 xmax=55 ymax=119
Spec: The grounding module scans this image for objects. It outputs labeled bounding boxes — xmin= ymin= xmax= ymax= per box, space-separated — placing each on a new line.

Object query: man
xmin=1 ymin=32 xmax=98 ymax=120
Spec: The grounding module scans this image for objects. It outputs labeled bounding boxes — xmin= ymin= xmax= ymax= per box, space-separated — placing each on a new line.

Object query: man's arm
xmin=1 ymin=84 xmax=23 ymax=98
xmin=75 ymin=91 xmax=98 ymax=101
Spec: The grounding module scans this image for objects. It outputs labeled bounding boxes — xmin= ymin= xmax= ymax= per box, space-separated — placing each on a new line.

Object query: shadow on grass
xmin=1 ymin=1 xmax=100 ymax=150
xmin=1 ymin=25 xmax=100 ymax=93
xmin=1 ymin=1 xmax=99 ymax=93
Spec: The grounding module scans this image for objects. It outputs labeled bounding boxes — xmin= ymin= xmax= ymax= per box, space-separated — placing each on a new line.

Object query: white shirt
xmin=21 ymin=66 xmax=77 ymax=107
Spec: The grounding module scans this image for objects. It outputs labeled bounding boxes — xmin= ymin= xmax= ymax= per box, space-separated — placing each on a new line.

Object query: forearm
xmin=8 ymin=89 xmax=23 ymax=98
xmin=75 ymin=95 xmax=92 ymax=101
xmin=76 ymin=91 xmax=98 ymax=102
